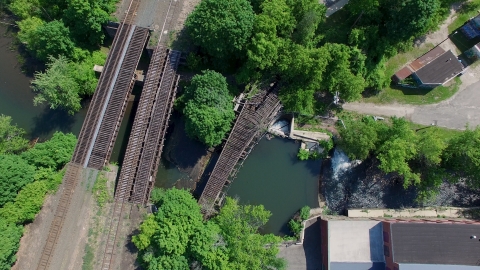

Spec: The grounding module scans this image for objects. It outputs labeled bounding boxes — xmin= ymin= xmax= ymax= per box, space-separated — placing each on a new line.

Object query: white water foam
xmin=331 ymin=149 xmax=361 ymax=180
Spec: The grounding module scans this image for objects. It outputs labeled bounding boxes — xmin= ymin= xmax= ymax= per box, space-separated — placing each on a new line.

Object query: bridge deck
xmin=72 ymin=0 xmax=148 ymax=170
xmin=115 ymin=47 xmax=180 ymax=205
xmin=37 ymin=0 xmax=145 ymax=268
xmin=198 ymin=88 xmax=282 ymax=210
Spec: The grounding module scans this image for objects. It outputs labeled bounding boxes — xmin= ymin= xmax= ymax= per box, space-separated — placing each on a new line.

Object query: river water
xmin=227 ymin=137 xmax=320 ymax=235
xmin=0 ymin=26 xmax=87 ymax=139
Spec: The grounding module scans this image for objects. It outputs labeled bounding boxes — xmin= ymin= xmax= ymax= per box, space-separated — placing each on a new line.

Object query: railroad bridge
xmin=198 ymin=86 xmax=283 ymax=213
xmin=37 ymin=0 xmax=182 ymax=269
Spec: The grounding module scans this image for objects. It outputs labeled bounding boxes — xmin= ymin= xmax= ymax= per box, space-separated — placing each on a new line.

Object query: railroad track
xmin=198 ymin=89 xmax=282 ymax=210
xmin=72 ymin=0 xmax=139 ymax=167
xmin=36 ymin=163 xmax=83 ymax=270
xmin=37 ymin=0 xmax=145 ymax=269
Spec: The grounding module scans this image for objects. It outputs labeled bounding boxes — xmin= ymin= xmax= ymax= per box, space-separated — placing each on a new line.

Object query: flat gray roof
xmin=331 ymin=262 xmax=385 ymax=270
xmin=329 ymin=220 xmax=384 ymax=263
xmin=399 ymin=263 xmax=480 ymax=270
xmin=392 ymin=223 xmax=480 ymax=265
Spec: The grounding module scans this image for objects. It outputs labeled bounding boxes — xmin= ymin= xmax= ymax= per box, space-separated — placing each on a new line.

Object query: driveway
xmin=343 ymin=78 xmax=480 ymax=130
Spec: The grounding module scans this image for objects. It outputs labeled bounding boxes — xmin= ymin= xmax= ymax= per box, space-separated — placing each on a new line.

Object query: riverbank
xmin=321 ymin=149 xmax=480 ymax=214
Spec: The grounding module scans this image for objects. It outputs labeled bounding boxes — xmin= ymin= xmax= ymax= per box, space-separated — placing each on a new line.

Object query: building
xmin=461 ymin=14 xmax=480 ymax=39
xmin=320 ymin=219 xmax=386 ymax=270
xmin=392 ymin=47 xmax=464 ymax=88
xmin=320 ymin=217 xmax=480 ymax=270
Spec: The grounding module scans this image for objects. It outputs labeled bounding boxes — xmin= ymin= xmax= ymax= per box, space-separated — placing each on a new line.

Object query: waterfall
xmin=331 ymin=149 xmax=360 ymax=180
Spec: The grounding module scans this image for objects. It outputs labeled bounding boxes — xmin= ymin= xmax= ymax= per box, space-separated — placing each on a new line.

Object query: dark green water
xmin=227 ymin=137 xmax=320 ymax=235
xmin=0 ymin=26 xmax=87 ymax=139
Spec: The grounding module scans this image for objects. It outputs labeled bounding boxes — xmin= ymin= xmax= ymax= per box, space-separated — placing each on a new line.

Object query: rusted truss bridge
xmin=37 ymin=0 xmax=182 ymax=268
xmin=101 ymin=47 xmax=181 ymax=269
xmin=198 ymin=86 xmax=283 ymax=211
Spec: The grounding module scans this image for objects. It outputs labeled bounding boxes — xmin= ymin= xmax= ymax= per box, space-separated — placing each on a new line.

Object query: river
xmin=227 ymin=137 xmax=320 ymax=235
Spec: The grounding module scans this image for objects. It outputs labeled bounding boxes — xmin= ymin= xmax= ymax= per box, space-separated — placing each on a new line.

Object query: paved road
xmin=325 ymin=0 xmax=349 ymax=17
xmin=343 ymin=80 xmax=480 ymax=130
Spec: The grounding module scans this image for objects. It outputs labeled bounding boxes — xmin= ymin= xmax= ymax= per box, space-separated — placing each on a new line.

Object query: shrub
xmin=300 ymin=206 xmax=310 ymax=221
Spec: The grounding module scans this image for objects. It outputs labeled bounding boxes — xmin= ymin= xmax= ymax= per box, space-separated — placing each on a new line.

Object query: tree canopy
xmin=186 ymin=0 xmax=255 ymax=65
xmin=0 ymin=115 xmax=29 ymax=155
xmin=182 ymin=70 xmax=235 ymax=147
xmin=21 ymin=131 xmax=77 ymax=170
xmin=0 ymin=154 xmax=35 ymax=207
xmin=442 ymin=127 xmax=480 ymax=188
xmin=133 ymin=188 xmax=286 ymax=270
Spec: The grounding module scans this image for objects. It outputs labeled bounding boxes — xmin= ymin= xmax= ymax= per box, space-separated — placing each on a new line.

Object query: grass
xmin=409 ymin=122 xmax=462 ymax=141
xmin=363 ymin=76 xmax=461 ymax=105
xmin=92 ymin=173 xmax=111 ymax=207
xmin=81 ymin=244 xmax=94 ymax=270
xmin=448 ymin=0 xmax=480 ymax=33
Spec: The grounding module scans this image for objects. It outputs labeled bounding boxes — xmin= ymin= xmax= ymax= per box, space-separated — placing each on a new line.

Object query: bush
xmin=297 ymin=148 xmax=309 ymax=160
xmin=288 ymin=219 xmax=303 ymax=238
xmin=22 ymin=132 xmax=77 ymax=170
xmin=300 ymin=206 xmax=310 ymax=221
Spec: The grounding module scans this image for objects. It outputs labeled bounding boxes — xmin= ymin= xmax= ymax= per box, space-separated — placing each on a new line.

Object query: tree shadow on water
xmin=30 ymin=107 xmax=76 ymax=139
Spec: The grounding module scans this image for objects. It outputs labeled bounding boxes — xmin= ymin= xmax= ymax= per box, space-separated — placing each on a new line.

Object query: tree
xmin=0 ymin=220 xmax=23 ymax=270
xmin=0 ymin=155 xmax=35 ymax=207
xmin=17 ymin=17 xmax=45 ymax=46
xmin=323 ymin=43 xmax=366 ymax=102
xmin=182 ymin=70 xmax=235 ymax=147
xmin=186 ymin=0 xmax=255 ymax=63
xmin=0 ymin=181 xmax=48 ymax=224
xmin=133 ymin=189 xmax=286 ymax=270
xmin=386 ymin=0 xmax=441 ymax=41
xmin=63 ymin=0 xmax=111 ymax=46
xmin=8 ymin=0 xmax=41 ymax=19
xmin=32 ymin=55 xmax=81 ymax=114
xmin=0 ymin=115 xmax=29 ymax=155
xmin=25 ymin=20 xmax=75 ymax=61
xmin=376 ymin=117 xmax=419 ymax=187
xmin=21 ymin=131 xmax=77 ymax=170
xmin=214 ymin=198 xmax=286 ymax=269
xmin=339 ymin=117 xmax=379 ymax=160
xmin=443 ymin=127 xmax=480 ymax=188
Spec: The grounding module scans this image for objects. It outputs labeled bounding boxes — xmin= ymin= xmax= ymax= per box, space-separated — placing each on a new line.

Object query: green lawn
xmin=362 ymin=43 xmax=462 ymax=105
xmin=409 ymin=123 xmax=462 ymax=141
xmin=448 ymin=0 xmax=480 ymax=33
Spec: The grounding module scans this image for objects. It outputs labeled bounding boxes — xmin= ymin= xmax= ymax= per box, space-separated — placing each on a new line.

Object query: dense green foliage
xmin=10 ymin=0 xmax=115 ymax=114
xmin=338 ymin=115 xmax=480 ymax=201
xmin=133 ymin=188 xmax=286 ymax=270
xmin=0 ymin=220 xmax=23 ymax=270
xmin=31 ymin=53 xmax=105 ymax=114
xmin=288 ymin=205 xmax=311 ymax=238
xmin=0 ymin=115 xmax=28 ymax=154
xmin=443 ymin=127 xmax=480 ymax=188
xmin=185 ymin=0 xmax=456 ymax=114
xmin=0 ymin=114 xmax=75 ymax=269
xmin=21 ymin=131 xmax=77 ymax=170
xmin=186 ymin=0 xmax=255 ymax=66
xmin=182 ymin=70 xmax=235 ymax=147
xmin=32 ymin=56 xmax=81 ymax=114
xmin=0 ymin=155 xmax=36 ymax=207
